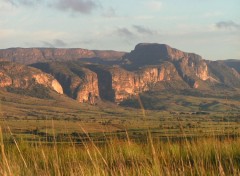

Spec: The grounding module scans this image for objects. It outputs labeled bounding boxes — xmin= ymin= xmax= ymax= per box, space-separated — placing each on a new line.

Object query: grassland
xmin=121 ymin=89 xmax=240 ymax=112
xmin=0 ymin=90 xmax=240 ymax=175
xmin=0 ymin=129 xmax=240 ymax=175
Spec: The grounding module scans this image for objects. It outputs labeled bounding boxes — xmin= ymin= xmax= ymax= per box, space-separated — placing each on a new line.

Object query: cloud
xmin=133 ymin=25 xmax=155 ymax=35
xmin=51 ymin=0 xmax=99 ymax=14
xmin=6 ymin=0 xmax=100 ymax=14
xmin=116 ymin=28 xmax=134 ymax=38
xmin=215 ymin=21 xmax=240 ymax=30
xmin=41 ymin=39 xmax=67 ymax=48
xmin=7 ymin=0 xmax=40 ymax=6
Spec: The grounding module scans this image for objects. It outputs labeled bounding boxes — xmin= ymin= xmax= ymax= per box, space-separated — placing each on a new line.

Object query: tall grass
xmin=0 ymin=127 xmax=240 ymax=176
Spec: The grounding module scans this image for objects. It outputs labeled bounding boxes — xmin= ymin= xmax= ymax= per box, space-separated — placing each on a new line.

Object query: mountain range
xmin=0 ymin=43 xmax=240 ymax=111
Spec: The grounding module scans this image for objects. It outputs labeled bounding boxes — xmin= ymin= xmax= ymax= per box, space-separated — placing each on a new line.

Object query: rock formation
xmin=31 ymin=61 xmax=183 ymax=103
xmin=2 ymin=43 xmax=240 ymax=104
xmin=0 ymin=60 xmax=63 ymax=95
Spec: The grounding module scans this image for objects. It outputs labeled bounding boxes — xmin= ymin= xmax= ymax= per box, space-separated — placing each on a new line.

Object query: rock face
xmin=31 ymin=62 xmax=99 ymax=104
xmin=110 ymin=62 xmax=181 ymax=102
xmin=0 ymin=48 xmax=125 ymax=65
xmin=0 ymin=60 xmax=63 ymax=95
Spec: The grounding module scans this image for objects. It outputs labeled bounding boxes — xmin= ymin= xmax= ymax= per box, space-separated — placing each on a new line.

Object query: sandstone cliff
xmin=0 ymin=61 xmax=63 ymax=96
xmin=33 ymin=61 xmax=186 ymax=103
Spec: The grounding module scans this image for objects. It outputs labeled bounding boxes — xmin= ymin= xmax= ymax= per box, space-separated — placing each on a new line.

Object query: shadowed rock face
xmin=0 ymin=61 xmax=63 ymax=94
xmin=0 ymin=48 xmax=125 ymax=65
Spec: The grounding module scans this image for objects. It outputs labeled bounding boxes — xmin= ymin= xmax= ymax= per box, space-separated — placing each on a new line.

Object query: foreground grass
xmin=0 ymin=129 xmax=240 ymax=176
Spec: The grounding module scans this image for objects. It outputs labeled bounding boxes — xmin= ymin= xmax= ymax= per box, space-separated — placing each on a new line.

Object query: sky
xmin=0 ymin=0 xmax=240 ymax=60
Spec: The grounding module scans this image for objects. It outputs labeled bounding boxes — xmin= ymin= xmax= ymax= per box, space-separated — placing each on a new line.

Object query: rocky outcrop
xmin=122 ymin=43 xmax=219 ymax=88
xmin=0 ymin=61 xmax=63 ymax=94
xmin=0 ymin=48 xmax=125 ymax=65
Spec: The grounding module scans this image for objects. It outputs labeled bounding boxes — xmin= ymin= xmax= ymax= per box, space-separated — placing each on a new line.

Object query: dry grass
xmin=0 ymin=126 xmax=240 ymax=176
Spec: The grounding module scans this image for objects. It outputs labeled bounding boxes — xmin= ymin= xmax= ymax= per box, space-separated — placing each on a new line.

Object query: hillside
xmin=221 ymin=59 xmax=240 ymax=73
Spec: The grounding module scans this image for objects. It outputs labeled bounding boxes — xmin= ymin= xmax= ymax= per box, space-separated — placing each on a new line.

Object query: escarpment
xmin=3 ymin=43 xmax=240 ymax=104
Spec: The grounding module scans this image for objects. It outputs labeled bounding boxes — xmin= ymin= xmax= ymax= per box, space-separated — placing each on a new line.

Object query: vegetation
xmin=0 ymin=127 xmax=240 ymax=175
xmin=6 ymin=84 xmax=51 ymax=99
xmin=120 ymin=89 xmax=240 ymax=112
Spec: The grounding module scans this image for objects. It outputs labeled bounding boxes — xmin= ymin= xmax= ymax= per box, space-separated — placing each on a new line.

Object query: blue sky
xmin=0 ymin=0 xmax=239 ymax=60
